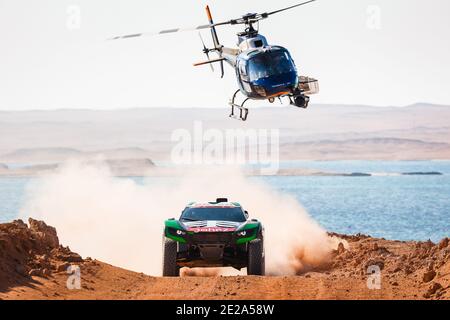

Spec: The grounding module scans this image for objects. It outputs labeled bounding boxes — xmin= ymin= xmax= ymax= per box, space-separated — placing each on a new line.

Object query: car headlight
xmin=237 ymin=228 xmax=256 ymax=237
xmin=176 ymin=229 xmax=186 ymax=236
xmin=168 ymin=227 xmax=186 ymax=237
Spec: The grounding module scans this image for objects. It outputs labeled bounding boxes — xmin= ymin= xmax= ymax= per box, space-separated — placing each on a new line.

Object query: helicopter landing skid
xmin=229 ymin=90 xmax=250 ymax=121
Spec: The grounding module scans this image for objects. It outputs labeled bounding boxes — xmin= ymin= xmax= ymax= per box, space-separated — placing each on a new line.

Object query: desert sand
xmin=0 ymin=219 xmax=448 ymax=300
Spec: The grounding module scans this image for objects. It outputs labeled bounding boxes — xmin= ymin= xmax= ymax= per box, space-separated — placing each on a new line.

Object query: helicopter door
xmin=237 ymin=60 xmax=252 ymax=93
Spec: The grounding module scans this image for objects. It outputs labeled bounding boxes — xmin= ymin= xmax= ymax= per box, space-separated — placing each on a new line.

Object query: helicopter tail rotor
xmin=195 ymin=32 xmax=226 ymax=77
xmin=205 ymin=5 xmax=224 ymax=78
xmin=192 ymin=6 xmax=225 ymax=78
xmin=198 ymin=32 xmax=214 ymax=72
xmin=206 ymin=5 xmax=221 ymax=50
xmin=194 ymin=31 xmax=225 ymax=72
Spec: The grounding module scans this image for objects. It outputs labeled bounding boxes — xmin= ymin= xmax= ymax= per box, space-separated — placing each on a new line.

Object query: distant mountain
xmin=0 ymin=147 xmax=154 ymax=164
xmin=0 ymin=104 xmax=449 ymax=162
xmin=0 ymin=148 xmax=81 ymax=163
xmin=90 ymin=148 xmax=152 ymax=160
xmin=0 ymin=158 xmax=156 ymax=177
xmin=281 ymin=137 xmax=450 ymax=160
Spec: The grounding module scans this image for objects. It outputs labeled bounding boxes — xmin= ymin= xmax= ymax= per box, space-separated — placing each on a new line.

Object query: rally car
xmin=162 ymin=198 xmax=265 ymax=276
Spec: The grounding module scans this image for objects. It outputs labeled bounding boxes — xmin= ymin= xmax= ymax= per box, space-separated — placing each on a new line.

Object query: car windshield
xmin=247 ymin=50 xmax=295 ymax=81
xmin=181 ymin=207 xmax=246 ymax=222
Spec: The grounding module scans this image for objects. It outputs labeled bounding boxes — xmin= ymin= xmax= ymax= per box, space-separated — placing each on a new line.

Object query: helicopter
xmin=110 ymin=0 xmax=320 ymax=121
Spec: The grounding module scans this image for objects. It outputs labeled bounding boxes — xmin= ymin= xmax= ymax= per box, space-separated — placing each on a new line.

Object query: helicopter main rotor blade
xmin=108 ymin=1 xmax=317 ymax=41
xmin=108 ymin=21 xmax=232 ymax=41
xmin=261 ymin=0 xmax=317 ymax=18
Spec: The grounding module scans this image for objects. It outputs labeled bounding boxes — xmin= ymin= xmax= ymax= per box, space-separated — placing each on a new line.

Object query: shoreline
xmin=0 ymin=164 xmax=445 ymax=178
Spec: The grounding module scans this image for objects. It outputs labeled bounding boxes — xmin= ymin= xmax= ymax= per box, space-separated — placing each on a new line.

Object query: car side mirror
xmin=244 ymin=210 xmax=249 ymax=218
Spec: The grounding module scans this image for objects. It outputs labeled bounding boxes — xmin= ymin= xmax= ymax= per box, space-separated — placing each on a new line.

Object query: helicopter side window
xmin=239 ymin=62 xmax=249 ymax=81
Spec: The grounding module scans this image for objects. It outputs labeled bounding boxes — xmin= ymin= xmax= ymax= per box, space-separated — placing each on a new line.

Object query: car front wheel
xmin=162 ymin=238 xmax=179 ymax=277
xmin=247 ymin=239 xmax=265 ymax=275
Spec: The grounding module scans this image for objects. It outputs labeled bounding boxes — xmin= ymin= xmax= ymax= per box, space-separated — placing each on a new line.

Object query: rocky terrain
xmin=0 ymin=219 xmax=448 ymax=300
xmin=0 ymin=219 xmax=85 ymax=293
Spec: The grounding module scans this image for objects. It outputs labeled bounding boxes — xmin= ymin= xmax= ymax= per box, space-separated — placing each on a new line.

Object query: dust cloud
xmin=20 ymin=161 xmax=341 ymax=276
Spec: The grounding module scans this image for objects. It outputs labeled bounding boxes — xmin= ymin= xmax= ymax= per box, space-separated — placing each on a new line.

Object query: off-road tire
xmin=162 ymin=238 xmax=179 ymax=276
xmin=247 ymin=239 xmax=265 ymax=275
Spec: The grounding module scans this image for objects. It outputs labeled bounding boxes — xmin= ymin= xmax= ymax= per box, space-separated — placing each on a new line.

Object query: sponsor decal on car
xmin=188 ymin=227 xmax=236 ymax=233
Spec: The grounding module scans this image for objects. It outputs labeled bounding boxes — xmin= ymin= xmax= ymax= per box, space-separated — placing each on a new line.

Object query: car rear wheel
xmin=247 ymin=239 xmax=265 ymax=275
xmin=162 ymin=238 xmax=179 ymax=277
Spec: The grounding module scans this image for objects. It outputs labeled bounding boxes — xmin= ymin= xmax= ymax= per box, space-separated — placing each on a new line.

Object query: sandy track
xmin=0 ymin=220 xmax=449 ymax=300
xmin=1 ymin=262 xmax=446 ymax=300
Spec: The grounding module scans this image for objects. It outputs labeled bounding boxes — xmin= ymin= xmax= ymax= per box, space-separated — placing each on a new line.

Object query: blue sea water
xmin=0 ymin=177 xmax=29 ymax=223
xmin=256 ymin=175 xmax=449 ymax=241
xmin=0 ymin=161 xmax=448 ymax=242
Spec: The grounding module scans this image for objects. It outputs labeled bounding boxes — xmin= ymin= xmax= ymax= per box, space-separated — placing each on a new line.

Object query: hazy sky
xmin=0 ymin=0 xmax=449 ymax=110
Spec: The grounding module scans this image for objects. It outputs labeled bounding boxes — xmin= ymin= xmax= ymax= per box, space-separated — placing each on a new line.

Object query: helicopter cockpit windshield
xmin=247 ymin=49 xmax=296 ymax=81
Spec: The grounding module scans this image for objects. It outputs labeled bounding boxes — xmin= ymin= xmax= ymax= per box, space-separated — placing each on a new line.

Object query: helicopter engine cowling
xmin=238 ymin=34 xmax=268 ymax=51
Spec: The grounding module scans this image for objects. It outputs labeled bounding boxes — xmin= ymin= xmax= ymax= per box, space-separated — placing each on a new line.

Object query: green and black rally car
xmin=162 ymin=198 xmax=265 ymax=276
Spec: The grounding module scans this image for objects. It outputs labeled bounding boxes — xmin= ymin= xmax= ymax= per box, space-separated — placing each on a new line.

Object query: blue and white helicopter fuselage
xmin=110 ymin=1 xmax=319 ymax=121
